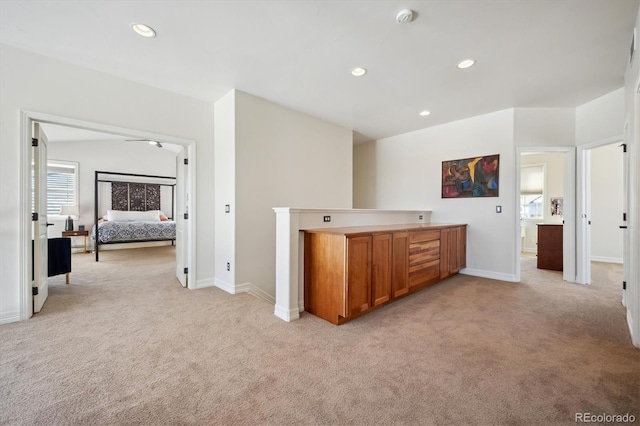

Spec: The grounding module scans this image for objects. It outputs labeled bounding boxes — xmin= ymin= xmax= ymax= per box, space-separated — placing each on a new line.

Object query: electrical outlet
xmin=225 ymin=204 xmax=230 ymax=213
xmin=419 ymin=215 xmax=423 ymax=220
xmin=226 ymin=262 xmax=230 ymax=271
xmin=323 ymin=216 xmax=331 ymax=222
xmin=496 ymin=205 xmax=502 ymax=213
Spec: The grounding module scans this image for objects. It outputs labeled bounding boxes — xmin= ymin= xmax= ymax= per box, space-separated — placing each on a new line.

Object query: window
xmin=46 ymin=161 xmax=78 ymax=217
xmin=520 ymin=165 xmax=544 ymax=219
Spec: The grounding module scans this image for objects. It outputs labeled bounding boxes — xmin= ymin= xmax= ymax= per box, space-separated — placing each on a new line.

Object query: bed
xmin=93 ymin=171 xmax=176 ymax=261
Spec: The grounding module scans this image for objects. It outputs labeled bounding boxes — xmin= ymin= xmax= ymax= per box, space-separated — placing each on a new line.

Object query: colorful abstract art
xmin=442 ymin=154 xmax=500 ymax=198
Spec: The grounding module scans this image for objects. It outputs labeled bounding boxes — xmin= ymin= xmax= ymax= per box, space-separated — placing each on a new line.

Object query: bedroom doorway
xmin=515 ymin=146 xmax=576 ymax=284
xmin=20 ymin=111 xmax=197 ymax=320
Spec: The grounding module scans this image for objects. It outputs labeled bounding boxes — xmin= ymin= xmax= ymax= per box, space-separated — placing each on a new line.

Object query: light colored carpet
xmin=0 ymin=247 xmax=638 ymax=425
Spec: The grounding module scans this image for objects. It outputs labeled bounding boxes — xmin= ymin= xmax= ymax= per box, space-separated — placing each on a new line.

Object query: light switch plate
xmin=496 ymin=206 xmax=502 ymax=213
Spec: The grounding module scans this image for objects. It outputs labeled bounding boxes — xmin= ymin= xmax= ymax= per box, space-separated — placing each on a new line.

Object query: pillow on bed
xmin=106 ymin=210 xmax=161 ymax=222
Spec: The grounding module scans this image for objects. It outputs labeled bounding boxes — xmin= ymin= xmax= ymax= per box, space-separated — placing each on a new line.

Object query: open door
xmin=33 ymin=123 xmax=49 ymax=313
xmin=622 ymin=127 xmax=630 ymax=307
xmin=175 ymin=147 xmax=188 ymax=288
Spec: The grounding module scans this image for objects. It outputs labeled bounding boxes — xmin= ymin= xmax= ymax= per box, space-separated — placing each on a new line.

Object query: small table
xmin=62 ymin=230 xmax=89 ymax=253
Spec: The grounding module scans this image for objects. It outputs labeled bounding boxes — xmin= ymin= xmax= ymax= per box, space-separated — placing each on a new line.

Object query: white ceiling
xmin=1 ymin=1 xmax=638 ymax=141
xmin=39 ymin=123 xmax=183 ymax=154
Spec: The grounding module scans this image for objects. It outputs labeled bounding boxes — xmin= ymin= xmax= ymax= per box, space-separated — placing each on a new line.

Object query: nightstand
xmin=62 ymin=230 xmax=89 ymax=253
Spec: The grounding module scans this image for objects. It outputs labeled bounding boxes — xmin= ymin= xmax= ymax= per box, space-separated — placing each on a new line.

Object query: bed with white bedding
xmin=94 ymin=171 xmax=176 ymax=261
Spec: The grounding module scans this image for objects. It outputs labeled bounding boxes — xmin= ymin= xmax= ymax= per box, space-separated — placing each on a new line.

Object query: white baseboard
xmin=627 ymin=309 xmax=639 ymax=348
xmin=214 ymin=278 xmax=236 ymax=294
xmin=0 ymin=311 xmax=20 ymax=325
xmin=274 ymin=305 xmax=300 ymax=322
xmin=591 ymin=256 xmax=623 ymax=264
xmin=194 ymin=278 xmax=216 ymax=290
xmin=247 ymin=284 xmax=275 ymax=305
xmin=213 ymin=279 xmax=276 ymax=305
xmin=460 ymin=268 xmax=518 ymax=282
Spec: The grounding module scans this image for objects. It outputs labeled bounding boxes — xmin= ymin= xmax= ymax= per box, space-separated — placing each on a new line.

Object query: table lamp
xmin=60 ymin=205 xmax=79 ymax=231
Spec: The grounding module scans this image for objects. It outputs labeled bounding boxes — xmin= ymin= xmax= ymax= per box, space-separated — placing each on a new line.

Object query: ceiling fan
xmin=126 ymin=139 xmax=163 ymax=148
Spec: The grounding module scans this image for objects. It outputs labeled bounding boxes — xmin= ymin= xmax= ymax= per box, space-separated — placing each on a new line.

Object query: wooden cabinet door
xmin=346 ymin=236 xmax=372 ymax=317
xmin=449 ymin=226 xmax=460 ymax=274
xmin=372 ymin=234 xmax=392 ymax=307
xmin=537 ymin=225 xmax=562 ymax=270
xmin=458 ymin=226 xmax=467 ymax=269
xmin=392 ymin=232 xmax=409 ymax=298
xmin=440 ymin=228 xmax=450 ymax=278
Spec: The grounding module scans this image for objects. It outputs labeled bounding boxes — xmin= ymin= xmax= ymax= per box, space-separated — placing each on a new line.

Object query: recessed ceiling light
xmin=457 ymin=59 xmax=476 ymax=69
xmin=351 ymin=67 xmax=367 ymax=77
xmin=131 ymin=23 xmax=156 ymax=38
xmin=419 ymin=110 xmax=431 ymax=117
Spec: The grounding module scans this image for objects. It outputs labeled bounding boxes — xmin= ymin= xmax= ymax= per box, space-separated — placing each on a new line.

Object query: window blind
xmin=520 ymin=165 xmax=543 ymax=195
xmin=47 ymin=162 xmax=77 ymax=216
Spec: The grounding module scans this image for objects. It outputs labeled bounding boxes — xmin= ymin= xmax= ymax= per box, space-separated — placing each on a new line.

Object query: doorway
xmin=515 ymin=146 xmax=576 ymax=283
xmin=20 ymin=111 xmax=197 ymax=320
xmin=576 ymin=136 xmax=626 ymax=292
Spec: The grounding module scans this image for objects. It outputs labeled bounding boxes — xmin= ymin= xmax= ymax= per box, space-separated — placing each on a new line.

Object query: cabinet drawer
xmin=409 ymin=259 xmax=440 ymax=288
xmin=409 ymin=230 xmax=441 ymax=243
xmin=409 ymin=240 xmax=440 ymax=265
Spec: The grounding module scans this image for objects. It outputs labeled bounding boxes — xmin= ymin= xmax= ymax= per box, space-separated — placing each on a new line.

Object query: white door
xmin=33 ymin=123 xmax=49 ymax=313
xmin=622 ymin=129 xmax=630 ymax=307
xmin=175 ymin=147 xmax=188 ymax=288
xmin=562 ymin=149 xmax=577 ymax=282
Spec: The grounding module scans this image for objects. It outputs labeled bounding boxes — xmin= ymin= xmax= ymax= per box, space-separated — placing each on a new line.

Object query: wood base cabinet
xmin=537 ymin=224 xmax=562 ymax=271
xmin=304 ymin=224 xmax=466 ymax=325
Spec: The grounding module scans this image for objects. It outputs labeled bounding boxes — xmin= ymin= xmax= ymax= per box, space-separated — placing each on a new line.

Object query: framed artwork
xmin=442 ymin=154 xmax=499 ymax=198
xmin=551 ymin=197 xmax=563 ymax=216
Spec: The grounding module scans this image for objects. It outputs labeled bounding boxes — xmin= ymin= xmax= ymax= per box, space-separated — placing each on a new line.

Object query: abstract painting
xmin=442 ymin=154 xmax=500 ymax=198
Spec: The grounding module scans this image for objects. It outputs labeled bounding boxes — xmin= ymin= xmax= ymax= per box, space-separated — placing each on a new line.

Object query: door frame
xmin=514 ymin=146 xmax=576 ymax=283
xmin=575 ymin=135 xmax=624 ymax=285
xmin=19 ymin=110 xmax=198 ymax=320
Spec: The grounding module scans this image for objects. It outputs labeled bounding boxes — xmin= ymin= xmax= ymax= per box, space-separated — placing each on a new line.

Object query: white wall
xmin=0 ymin=44 xmax=215 ymax=323
xmin=216 ymin=90 xmax=353 ymax=300
xmin=47 ymin=139 xmax=177 ymax=247
xmin=353 ymin=109 xmax=517 ymax=280
xmin=353 ymin=142 xmax=377 ymax=208
xmin=590 ymin=143 xmax=624 ymax=262
xmin=213 ymin=91 xmax=236 ymax=289
xmin=575 ymin=88 xmax=625 ymax=146
xmin=514 ymin=108 xmax=576 ymax=147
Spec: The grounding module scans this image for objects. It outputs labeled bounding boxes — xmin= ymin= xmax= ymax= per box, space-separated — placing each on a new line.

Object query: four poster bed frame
xmin=94 ymin=171 xmax=176 ymax=261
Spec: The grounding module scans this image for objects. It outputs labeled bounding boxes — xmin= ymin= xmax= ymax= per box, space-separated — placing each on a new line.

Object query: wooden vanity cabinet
xmin=304 ymin=224 xmax=466 ymax=325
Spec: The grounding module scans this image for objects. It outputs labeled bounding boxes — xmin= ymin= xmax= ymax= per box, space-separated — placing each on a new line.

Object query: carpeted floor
xmin=0 ymin=247 xmax=638 ymax=426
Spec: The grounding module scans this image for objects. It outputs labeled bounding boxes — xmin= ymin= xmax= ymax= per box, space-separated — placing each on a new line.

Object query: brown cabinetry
xmin=391 ymin=232 xmax=409 ymax=298
xmin=372 ymin=234 xmax=392 ymax=307
xmin=304 ymin=224 xmax=467 ymax=324
xmin=537 ymin=224 xmax=562 ymax=271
